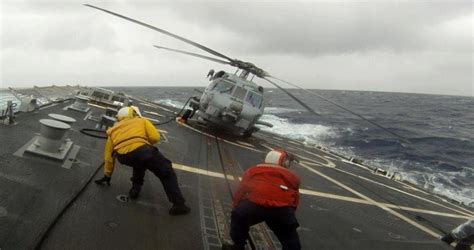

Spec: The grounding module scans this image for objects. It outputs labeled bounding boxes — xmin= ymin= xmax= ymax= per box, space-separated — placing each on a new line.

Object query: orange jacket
xmin=103 ymin=116 xmax=160 ymax=177
xmin=233 ymin=164 xmax=300 ymax=208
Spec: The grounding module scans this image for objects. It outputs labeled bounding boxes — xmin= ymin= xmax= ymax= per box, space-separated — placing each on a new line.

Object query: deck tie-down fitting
xmin=15 ymin=114 xmax=82 ymax=167
xmin=35 ymin=119 xmax=71 ymax=153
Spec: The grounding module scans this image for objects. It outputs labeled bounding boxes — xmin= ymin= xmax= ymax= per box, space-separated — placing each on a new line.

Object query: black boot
xmin=441 ymin=233 xmax=455 ymax=244
xmin=129 ymin=183 xmax=142 ymax=200
xmin=169 ymin=204 xmax=191 ymax=215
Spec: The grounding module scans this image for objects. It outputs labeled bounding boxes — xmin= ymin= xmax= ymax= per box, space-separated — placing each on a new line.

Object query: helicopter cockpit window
xmin=245 ymin=91 xmax=263 ymax=108
xmin=213 ymin=80 xmax=235 ymax=94
xmin=232 ymin=86 xmax=247 ymax=100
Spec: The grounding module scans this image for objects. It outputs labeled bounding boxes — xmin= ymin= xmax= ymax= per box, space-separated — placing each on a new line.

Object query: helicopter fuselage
xmin=192 ymin=71 xmax=264 ymax=135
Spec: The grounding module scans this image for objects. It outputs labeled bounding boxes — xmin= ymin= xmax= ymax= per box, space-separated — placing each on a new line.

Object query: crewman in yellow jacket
xmin=95 ymin=106 xmax=190 ymax=215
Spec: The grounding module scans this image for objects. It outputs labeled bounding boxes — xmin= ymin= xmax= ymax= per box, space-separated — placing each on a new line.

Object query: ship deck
xmin=0 ymin=88 xmax=472 ymax=250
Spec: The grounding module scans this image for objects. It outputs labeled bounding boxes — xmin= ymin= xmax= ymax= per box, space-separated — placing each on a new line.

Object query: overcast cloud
xmin=1 ymin=0 xmax=472 ymax=96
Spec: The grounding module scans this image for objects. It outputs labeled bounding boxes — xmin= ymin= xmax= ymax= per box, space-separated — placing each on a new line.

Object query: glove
xmin=440 ymin=233 xmax=455 ymax=244
xmin=94 ymin=176 xmax=111 ymax=186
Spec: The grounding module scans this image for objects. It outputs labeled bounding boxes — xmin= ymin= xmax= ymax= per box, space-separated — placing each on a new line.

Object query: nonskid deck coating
xmin=0 ymin=87 xmax=471 ymax=250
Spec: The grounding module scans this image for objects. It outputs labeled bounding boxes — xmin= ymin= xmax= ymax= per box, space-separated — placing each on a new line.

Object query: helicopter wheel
xmin=242 ymin=130 xmax=253 ymax=138
xmin=181 ymin=109 xmax=193 ymax=122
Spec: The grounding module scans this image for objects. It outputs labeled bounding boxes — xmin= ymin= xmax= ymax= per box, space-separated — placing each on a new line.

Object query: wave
xmin=264 ymin=107 xmax=301 ymax=114
xmin=154 ymin=99 xmax=186 ymax=109
xmin=259 ymin=111 xmax=474 ymax=207
xmin=259 ymin=114 xmax=337 ymax=146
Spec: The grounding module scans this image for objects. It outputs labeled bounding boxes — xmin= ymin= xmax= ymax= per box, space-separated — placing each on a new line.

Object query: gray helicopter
xmin=183 ymin=68 xmax=271 ymax=137
xmin=85 ymin=4 xmax=409 ymax=142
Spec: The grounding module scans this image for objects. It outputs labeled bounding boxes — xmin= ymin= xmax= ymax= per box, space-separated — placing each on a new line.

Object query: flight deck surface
xmin=0 ymin=88 xmax=472 ymax=250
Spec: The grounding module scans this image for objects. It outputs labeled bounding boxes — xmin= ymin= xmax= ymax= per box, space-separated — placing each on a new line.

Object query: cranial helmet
xmin=116 ymin=106 xmax=142 ymax=121
xmin=264 ymin=149 xmax=298 ymax=168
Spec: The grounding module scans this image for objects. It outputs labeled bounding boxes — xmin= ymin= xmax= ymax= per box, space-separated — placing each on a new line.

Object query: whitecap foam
xmin=259 ymin=114 xmax=337 ymax=146
xmin=360 ymin=158 xmax=474 ymax=207
xmin=264 ymin=107 xmax=301 ymax=114
xmin=154 ymin=99 xmax=186 ymax=109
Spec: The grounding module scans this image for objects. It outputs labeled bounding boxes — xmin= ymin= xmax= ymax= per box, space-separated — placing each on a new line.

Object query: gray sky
xmin=1 ymin=0 xmax=472 ymax=96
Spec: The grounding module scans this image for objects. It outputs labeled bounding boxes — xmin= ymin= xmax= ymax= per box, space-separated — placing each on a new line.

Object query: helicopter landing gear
xmin=181 ymin=109 xmax=193 ymax=123
xmin=242 ymin=130 xmax=253 ymax=138
xmin=242 ymin=127 xmax=259 ymax=138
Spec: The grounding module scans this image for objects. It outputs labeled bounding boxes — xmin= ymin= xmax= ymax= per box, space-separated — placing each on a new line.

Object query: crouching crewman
xmin=95 ymin=106 xmax=190 ymax=215
xmin=223 ymin=149 xmax=301 ymax=250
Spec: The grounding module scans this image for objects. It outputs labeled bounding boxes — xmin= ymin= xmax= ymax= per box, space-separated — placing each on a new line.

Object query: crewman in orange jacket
xmin=95 ymin=106 xmax=190 ymax=215
xmin=222 ymin=149 xmax=301 ymax=250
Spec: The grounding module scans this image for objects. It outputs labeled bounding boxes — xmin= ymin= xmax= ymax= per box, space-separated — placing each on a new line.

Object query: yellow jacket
xmin=103 ymin=116 xmax=160 ymax=177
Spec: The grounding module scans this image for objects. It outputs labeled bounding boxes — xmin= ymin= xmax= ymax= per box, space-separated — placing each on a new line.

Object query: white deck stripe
xmin=299 ymin=162 xmax=441 ymax=238
xmin=144 ymin=110 xmax=166 ymax=117
xmin=288 ymin=145 xmax=474 ymax=217
xmin=171 ymin=163 xmax=469 ymax=220
xmin=87 ymin=103 xmax=107 ymax=109
xmin=176 ymin=120 xmax=264 ymax=153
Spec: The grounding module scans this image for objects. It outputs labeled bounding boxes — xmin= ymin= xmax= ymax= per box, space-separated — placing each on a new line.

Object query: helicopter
xmin=182 ymin=68 xmax=271 ymax=137
xmin=85 ymin=4 xmax=409 ymax=142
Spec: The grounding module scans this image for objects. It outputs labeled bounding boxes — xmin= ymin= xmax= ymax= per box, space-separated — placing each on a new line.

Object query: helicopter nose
xmin=229 ymin=101 xmax=243 ymax=114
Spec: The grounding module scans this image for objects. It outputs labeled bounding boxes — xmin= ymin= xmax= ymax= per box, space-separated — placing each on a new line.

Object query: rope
xmin=152 ymin=96 xmax=194 ymax=126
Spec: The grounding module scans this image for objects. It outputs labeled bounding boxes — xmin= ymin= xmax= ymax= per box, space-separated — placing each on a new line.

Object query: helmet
xmin=264 ymin=149 xmax=298 ymax=168
xmin=116 ymin=106 xmax=142 ymax=121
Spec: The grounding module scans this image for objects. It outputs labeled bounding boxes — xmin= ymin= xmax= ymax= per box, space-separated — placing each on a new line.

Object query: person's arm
xmin=232 ymin=170 xmax=252 ymax=208
xmin=144 ymin=119 xmax=160 ymax=145
xmin=95 ymin=136 xmax=114 ymax=185
xmin=103 ymin=137 xmax=115 ymax=177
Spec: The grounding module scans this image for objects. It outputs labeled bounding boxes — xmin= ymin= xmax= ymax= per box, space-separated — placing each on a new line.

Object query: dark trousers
xmin=456 ymin=235 xmax=474 ymax=250
xmin=230 ymin=200 xmax=301 ymax=250
xmin=116 ymin=145 xmax=185 ymax=205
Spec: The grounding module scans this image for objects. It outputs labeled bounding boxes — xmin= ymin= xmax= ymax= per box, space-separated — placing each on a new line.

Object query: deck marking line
xmin=261 ymin=143 xmax=335 ymax=168
xmin=323 ymin=161 xmax=473 ymax=217
xmin=83 ymin=111 xmax=92 ymax=121
xmin=87 ymin=103 xmax=107 ymax=109
xmin=287 ymin=145 xmax=473 ymax=217
xmin=144 ymin=110 xmax=166 ymax=117
xmin=299 ymin=162 xmax=441 ymax=238
xmin=289 ymin=140 xmax=300 ymax=145
xmin=171 ymin=163 xmax=469 ymax=220
xmin=139 ymin=102 xmax=174 ymax=112
xmin=176 ymin=121 xmax=263 ymax=153
xmin=236 ymin=141 xmax=255 ymax=148
xmin=299 ymin=189 xmax=469 ymax=219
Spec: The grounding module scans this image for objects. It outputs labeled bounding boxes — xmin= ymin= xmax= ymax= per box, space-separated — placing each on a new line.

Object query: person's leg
xmin=455 ymin=235 xmax=474 ymax=250
xmin=229 ymin=201 xmax=263 ymax=248
xmin=144 ymin=146 xmax=185 ymax=205
xmin=117 ymin=147 xmax=148 ymax=199
xmin=129 ymin=165 xmax=146 ymax=199
xmin=265 ymin=207 xmax=301 ymax=250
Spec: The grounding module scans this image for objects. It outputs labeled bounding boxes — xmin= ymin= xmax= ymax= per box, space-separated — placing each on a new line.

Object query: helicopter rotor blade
xmin=153 ymin=45 xmax=231 ymax=65
xmin=263 ymin=78 xmax=320 ymax=116
xmin=84 ymin=4 xmax=234 ymax=62
xmin=268 ymin=75 xmax=411 ymax=144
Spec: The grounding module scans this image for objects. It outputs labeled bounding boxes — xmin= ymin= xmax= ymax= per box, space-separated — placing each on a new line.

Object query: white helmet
xmin=116 ymin=106 xmax=141 ymax=120
xmin=264 ymin=149 xmax=298 ymax=168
